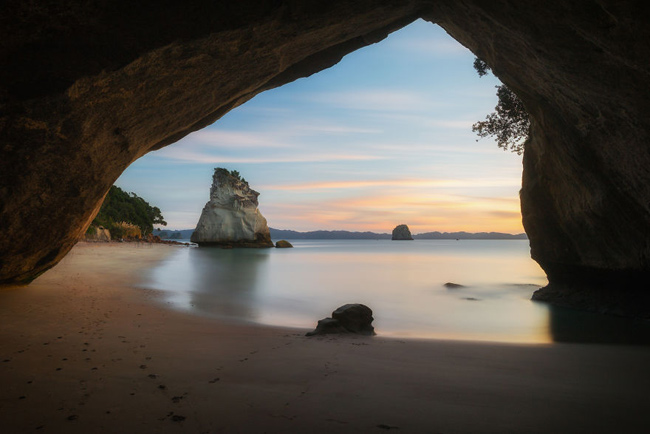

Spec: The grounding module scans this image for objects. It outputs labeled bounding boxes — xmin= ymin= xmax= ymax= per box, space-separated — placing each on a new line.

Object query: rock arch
xmin=2 ymin=1 xmax=649 ymax=314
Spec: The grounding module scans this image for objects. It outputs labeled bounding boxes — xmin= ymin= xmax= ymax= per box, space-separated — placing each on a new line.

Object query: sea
xmin=141 ymin=239 xmax=650 ymax=345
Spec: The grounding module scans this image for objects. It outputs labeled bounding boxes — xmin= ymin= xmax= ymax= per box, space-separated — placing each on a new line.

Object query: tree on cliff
xmin=472 ymin=58 xmax=530 ymax=155
xmin=90 ymin=186 xmax=166 ymax=237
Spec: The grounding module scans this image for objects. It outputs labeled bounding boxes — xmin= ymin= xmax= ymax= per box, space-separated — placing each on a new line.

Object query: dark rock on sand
xmin=305 ymin=318 xmax=349 ymax=336
xmin=306 ymin=304 xmax=376 ymax=336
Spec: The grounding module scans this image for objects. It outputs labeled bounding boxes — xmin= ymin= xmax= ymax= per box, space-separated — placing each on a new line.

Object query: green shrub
xmin=91 ymin=186 xmax=166 ymax=236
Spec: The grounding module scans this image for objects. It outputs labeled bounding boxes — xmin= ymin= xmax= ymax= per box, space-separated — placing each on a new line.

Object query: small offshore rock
xmin=275 ymin=240 xmax=293 ymax=248
xmin=444 ymin=282 xmax=465 ymax=289
xmin=306 ymin=304 xmax=376 ymax=336
xmin=391 ymin=224 xmax=413 ymax=240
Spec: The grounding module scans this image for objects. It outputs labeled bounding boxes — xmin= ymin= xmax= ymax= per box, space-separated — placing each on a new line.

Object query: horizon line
xmin=156 ymin=227 xmax=527 ymax=236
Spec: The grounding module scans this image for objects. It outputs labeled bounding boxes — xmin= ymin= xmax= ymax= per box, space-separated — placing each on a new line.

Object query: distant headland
xmin=157 ymin=227 xmax=527 ymax=241
xmin=270 ymin=228 xmax=528 ymax=240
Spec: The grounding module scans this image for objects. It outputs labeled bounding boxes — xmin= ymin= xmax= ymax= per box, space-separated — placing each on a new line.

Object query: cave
xmin=1 ymin=1 xmax=650 ymax=316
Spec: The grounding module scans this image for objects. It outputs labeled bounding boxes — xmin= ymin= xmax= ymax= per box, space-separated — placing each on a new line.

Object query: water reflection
xmin=189 ymin=247 xmax=271 ymax=320
xmin=141 ymin=240 xmax=650 ymax=345
xmin=150 ymin=247 xmax=271 ymax=322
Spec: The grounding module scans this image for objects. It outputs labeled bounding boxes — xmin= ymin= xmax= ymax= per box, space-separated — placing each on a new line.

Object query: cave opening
xmin=114 ymin=17 xmax=650 ymax=343
xmin=116 ymin=20 xmax=526 ymax=240
xmin=2 ymin=2 xmax=649 ymax=323
xmin=114 ymin=20 xmax=566 ymax=343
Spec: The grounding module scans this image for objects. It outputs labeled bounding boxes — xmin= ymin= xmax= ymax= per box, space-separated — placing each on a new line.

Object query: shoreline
xmin=1 ymin=243 xmax=649 ymax=433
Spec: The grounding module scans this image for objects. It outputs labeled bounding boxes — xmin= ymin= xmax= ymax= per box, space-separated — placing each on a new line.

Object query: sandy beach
xmin=1 ymin=243 xmax=649 ymax=433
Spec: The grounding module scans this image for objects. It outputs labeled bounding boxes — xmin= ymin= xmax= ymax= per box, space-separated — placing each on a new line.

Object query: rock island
xmin=191 ymin=168 xmax=273 ymax=247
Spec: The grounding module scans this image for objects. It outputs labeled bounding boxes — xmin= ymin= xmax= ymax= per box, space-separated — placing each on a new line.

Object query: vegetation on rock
xmin=215 ymin=167 xmax=246 ymax=184
xmin=472 ymin=57 xmax=530 ymax=155
xmin=88 ymin=186 xmax=166 ymax=238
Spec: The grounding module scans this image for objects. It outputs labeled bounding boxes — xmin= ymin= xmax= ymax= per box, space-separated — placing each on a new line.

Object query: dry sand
xmin=1 ymin=242 xmax=649 ymax=433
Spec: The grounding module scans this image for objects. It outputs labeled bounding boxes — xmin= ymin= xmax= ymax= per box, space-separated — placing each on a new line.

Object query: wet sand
xmin=1 ymin=242 xmax=648 ymax=433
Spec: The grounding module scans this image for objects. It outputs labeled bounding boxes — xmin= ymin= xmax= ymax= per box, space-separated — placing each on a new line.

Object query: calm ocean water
xmin=141 ymin=240 xmax=650 ymax=345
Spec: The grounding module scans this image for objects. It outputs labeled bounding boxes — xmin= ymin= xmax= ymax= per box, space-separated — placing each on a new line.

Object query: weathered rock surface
xmin=84 ymin=225 xmax=111 ymax=242
xmin=191 ymin=169 xmax=273 ymax=247
xmin=305 ymin=318 xmax=349 ymax=336
xmin=1 ymin=1 xmax=650 ymax=315
xmin=275 ymin=240 xmax=293 ymax=248
xmin=392 ymin=224 xmax=413 ymax=240
xmin=306 ymin=304 xmax=376 ymax=336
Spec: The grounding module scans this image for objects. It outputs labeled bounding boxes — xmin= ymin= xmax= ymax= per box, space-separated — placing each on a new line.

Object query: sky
xmin=115 ymin=19 xmax=524 ymax=234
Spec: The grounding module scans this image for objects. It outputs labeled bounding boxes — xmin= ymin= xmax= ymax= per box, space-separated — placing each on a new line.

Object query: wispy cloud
xmin=386 ymin=36 xmax=471 ymax=57
xmin=263 ymin=191 xmax=524 ymax=234
xmin=156 ymin=147 xmax=385 ymax=164
xmin=304 ymin=90 xmax=437 ymax=112
xmin=186 ymin=120 xmax=382 ymax=147
xmin=263 ymin=178 xmax=521 ymax=191
xmin=424 ymin=119 xmax=475 ymax=129
xmin=186 ymin=130 xmax=292 ymax=148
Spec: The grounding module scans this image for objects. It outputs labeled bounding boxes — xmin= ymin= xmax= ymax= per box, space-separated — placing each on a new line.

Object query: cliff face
xmin=191 ymin=169 xmax=272 ymax=247
xmin=1 ymin=1 xmax=650 ymax=314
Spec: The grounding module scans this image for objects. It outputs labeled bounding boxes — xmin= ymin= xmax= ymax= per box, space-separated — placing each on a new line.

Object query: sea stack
xmin=191 ymin=168 xmax=273 ymax=247
xmin=392 ymin=224 xmax=413 ymax=240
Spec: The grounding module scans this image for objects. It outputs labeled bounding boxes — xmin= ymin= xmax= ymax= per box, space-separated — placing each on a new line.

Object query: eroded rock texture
xmin=2 ymin=1 xmax=650 ymax=314
xmin=191 ymin=168 xmax=273 ymax=247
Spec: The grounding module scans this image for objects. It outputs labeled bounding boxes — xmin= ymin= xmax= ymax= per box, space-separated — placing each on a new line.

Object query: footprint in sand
xmin=377 ymin=424 xmax=400 ymax=430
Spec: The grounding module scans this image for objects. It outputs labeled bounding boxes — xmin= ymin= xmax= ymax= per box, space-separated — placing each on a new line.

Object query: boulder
xmin=84 ymin=225 xmax=111 ymax=242
xmin=275 ymin=240 xmax=293 ymax=248
xmin=392 ymin=224 xmax=413 ymax=240
xmin=306 ymin=304 xmax=376 ymax=336
xmin=190 ymin=168 xmax=273 ymax=248
xmin=305 ymin=318 xmax=349 ymax=336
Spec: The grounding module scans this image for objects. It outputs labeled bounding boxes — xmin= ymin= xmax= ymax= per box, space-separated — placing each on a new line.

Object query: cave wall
xmin=0 ymin=0 xmax=423 ymax=284
xmin=2 ymin=1 xmax=650 ymax=308
xmin=427 ymin=1 xmax=650 ymax=313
